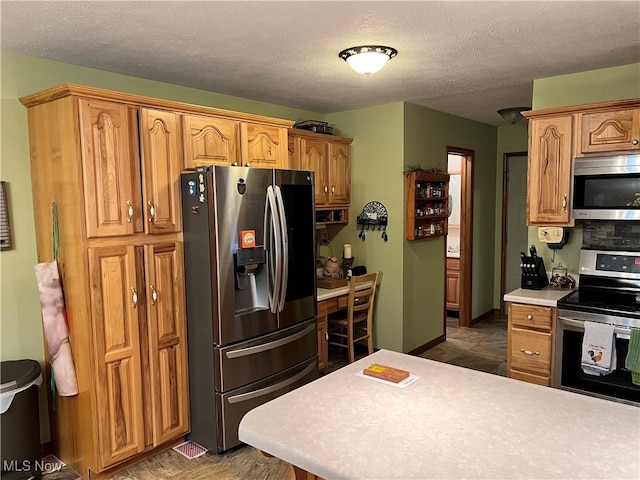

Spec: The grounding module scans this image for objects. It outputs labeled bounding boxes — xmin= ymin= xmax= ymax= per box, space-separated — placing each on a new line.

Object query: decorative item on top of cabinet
xmin=288 ymin=128 xmax=353 ymax=225
xmin=507 ymin=302 xmax=555 ymax=387
xmin=523 ymin=113 xmax=574 ymax=226
xmin=405 ymin=170 xmax=450 ymax=240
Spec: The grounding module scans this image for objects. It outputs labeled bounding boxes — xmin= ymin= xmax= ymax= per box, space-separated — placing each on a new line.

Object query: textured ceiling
xmin=2 ymin=1 xmax=639 ymax=126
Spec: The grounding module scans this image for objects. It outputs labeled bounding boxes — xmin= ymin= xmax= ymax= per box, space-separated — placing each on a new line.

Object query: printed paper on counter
xmin=355 ymin=371 xmax=421 ymax=388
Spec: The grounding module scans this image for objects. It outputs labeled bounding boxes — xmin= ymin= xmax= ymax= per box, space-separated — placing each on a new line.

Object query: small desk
xmin=239 ymin=349 xmax=640 ymax=480
xmin=316 ymin=286 xmax=350 ymax=371
xmin=316 ymin=283 xmax=372 ymax=370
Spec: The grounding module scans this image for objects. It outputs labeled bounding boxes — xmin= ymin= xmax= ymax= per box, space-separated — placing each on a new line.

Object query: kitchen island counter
xmin=239 ymin=349 xmax=639 ymax=480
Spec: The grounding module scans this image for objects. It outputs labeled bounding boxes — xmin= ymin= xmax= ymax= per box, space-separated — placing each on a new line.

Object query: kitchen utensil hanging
xmin=357 ymin=201 xmax=388 ymax=242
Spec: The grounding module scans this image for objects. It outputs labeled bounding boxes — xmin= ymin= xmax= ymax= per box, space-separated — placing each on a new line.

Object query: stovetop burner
xmin=557 ymin=249 xmax=640 ymax=320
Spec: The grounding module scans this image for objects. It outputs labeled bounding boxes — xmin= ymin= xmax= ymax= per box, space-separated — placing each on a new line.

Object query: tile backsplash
xmin=582 ymin=221 xmax=640 ymax=250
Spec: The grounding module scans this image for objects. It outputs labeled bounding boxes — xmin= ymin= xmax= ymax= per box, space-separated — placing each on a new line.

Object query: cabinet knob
xmin=633 ymin=139 xmax=639 ymax=145
xmin=527 ymin=314 xmax=533 ymax=320
xmin=562 ymin=194 xmax=567 ymax=212
xmin=324 ymin=184 xmax=328 ymax=193
xmin=245 ymin=162 xmax=251 ymax=167
xmin=232 ymin=162 xmax=238 ymax=166
xmin=324 ymin=331 xmax=329 ymax=341
xmin=150 ymin=285 xmax=158 ymax=305
xmin=131 ymin=287 xmax=138 ymax=308
xmin=520 ymin=348 xmax=540 ymax=356
xmin=148 ymin=201 xmax=156 ymax=223
xmin=331 ymin=185 xmax=335 ymax=194
xmin=126 ymin=200 xmax=134 ymax=223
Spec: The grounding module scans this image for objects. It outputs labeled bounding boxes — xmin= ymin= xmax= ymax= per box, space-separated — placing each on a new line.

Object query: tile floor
xmin=43 ymin=314 xmax=507 ymax=480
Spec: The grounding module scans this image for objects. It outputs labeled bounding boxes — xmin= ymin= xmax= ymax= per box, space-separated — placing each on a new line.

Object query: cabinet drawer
xmin=509 ymin=303 xmax=552 ymax=331
xmin=509 ymin=328 xmax=552 ymax=377
xmin=508 ymin=369 xmax=550 ymax=387
xmin=337 ymin=295 xmax=349 ymax=311
xmin=321 ymin=298 xmax=339 ymax=314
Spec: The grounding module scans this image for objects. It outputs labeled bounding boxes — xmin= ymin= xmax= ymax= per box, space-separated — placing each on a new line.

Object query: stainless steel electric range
xmin=556 ymin=249 xmax=640 ymax=406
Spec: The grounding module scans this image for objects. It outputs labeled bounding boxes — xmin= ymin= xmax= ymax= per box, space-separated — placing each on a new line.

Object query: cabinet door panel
xmin=446 ymin=270 xmax=460 ymax=311
xmin=79 ymin=99 xmax=139 ymax=238
xmin=300 ymin=139 xmax=328 ymax=206
xmin=89 ymin=246 xmax=145 ymax=469
xmin=140 ymin=109 xmax=182 ymax=235
xmin=580 ymin=109 xmax=640 ymax=153
xmin=328 ymin=143 xmax=350 ymax=205
xmin=144 ymin=242 xmax=189 ymax=445
xmin=241 ymin=123 xmax=287 ymax=168
xmin=182 ymin=114 xmax=239 ymax=169
xmin=528 ymin=116 xmax=573 ymax=225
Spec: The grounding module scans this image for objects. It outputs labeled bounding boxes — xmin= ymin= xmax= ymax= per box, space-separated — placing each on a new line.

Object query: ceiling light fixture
xmin=339 ymin=45 xmax=398 ymax=76
xmin=497 ymin=107 xmax=529 ymax=124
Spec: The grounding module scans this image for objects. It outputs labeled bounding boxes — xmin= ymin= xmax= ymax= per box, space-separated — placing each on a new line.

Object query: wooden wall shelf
xmin=406 ymin=171 xmax=450 ymax=240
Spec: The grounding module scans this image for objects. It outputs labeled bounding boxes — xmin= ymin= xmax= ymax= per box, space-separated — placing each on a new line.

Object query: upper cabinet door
xmin=300 ymin=139 xmax=328 ymax=206
xmin=79 ymin=99 xmax=140 ymax=238
xmin=139 ymin=109 xmax=182 ymax=235
xmin=579 ymin=109 xmax=640 ymax=154
xmin=89 ymin=245 xmax=145 ymax=469
xmin=182 ymin=114 xmax=239 ymax=169
xmin=328 ymin=142 xmax=350 ymax=205
xmin=144 ymin=242 xmax=189 ymax=446
xmin=241 ymin=123 xmax=287 ymax=168
xmin=528 ymin=116 xmax=573 ymax=226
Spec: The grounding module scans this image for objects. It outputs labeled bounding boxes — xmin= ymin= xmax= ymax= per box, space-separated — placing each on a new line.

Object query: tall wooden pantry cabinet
xmin=20 ymin=84 xmax=294 ymax=478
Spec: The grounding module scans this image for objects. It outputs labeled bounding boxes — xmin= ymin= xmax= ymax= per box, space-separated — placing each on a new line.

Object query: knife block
xmin=520 ymin=256 xmax=549 ymax=290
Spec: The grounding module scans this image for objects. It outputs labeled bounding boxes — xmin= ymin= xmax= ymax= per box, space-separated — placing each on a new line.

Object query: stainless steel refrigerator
xmin=181 ymin=166 xmax=318 ymax=453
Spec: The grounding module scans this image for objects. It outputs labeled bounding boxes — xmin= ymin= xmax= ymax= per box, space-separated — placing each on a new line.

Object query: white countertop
xmin=239 ymin=349 xmax=639 ymax=480
xmin=504 ymin=287 xmax=573 ymax=307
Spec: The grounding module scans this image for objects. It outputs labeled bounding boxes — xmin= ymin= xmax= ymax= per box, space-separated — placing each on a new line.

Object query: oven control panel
xmin=580 ymin=249 xmax=640 ymax=280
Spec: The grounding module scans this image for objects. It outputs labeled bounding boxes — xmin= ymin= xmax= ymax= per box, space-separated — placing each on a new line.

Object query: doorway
xmin=445 ymin=147 xmax=473 ymax=328
xmin=500 ymin=152 xmax=528 ymax=315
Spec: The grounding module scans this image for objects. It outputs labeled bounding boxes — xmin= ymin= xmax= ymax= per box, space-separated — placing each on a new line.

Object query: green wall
xmin=325 ymin=104 xmax=406 ymax=352
xmin=0 ymin=52 xmax=323 ymax=442
xmin=528 ymin=62 xmax=640 ymax=276
xmin=532 ymin=63 xmax=640 ymax=110
xmin=328 ymin=103 xmax=498 ymax=353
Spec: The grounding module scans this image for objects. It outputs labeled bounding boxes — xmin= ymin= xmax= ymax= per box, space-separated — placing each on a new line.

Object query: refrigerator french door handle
xmin=264 ymin=185 xmax=282 ymax=314
xmin=274 ymin=185 xmax=289 ymax=312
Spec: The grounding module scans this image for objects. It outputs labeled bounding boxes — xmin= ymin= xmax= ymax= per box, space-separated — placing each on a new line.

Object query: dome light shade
xmin=339 ymin=45 xmax=398 ymax=76
xmin=497 ymin=107 xmax=529 ymax=124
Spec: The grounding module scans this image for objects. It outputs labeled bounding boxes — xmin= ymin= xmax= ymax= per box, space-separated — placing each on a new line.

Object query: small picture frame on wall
xmin=1 ymin=181 xmax=12 ymax=250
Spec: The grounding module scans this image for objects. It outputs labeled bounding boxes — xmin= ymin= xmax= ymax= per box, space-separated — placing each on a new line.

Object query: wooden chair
xmin=328 ymin=272 xmax=379 ymax=363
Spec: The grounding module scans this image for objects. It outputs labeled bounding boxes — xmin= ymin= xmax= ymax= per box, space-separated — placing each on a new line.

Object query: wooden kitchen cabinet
xmin=406 ymin=171 xmax=450 ymax=240
xmin=182 ymin=114 xmax=289 ymax=170
xmin=526 ymin=115 xmax=573 ymax=226
xmin=446 ymin=257 xmax=460 ymax=311
xmin=22 ymin=84 xmax=296 ymax=478
xmin=79 ymin=100 xmax=182 ymax=237
xmin=577 ymin=107 xmax=640 ymax=154
xmin=507 ymin=302 xmax=555 ymax=386
xmin=289 ymin=129 xmax=353 ymax=225
xmin=89 ymin=242 xmax=189 ymax=469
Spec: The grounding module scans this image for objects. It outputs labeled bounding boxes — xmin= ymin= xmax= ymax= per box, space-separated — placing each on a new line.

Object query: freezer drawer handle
xmin=227 ymin=362 xmax=316 ymax=404
xmin=225 ymin=324 xmax=316 ymax=359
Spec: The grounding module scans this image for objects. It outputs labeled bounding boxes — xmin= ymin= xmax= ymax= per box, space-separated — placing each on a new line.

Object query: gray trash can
xmin=1 ymin=360 xmax=43 ymax=480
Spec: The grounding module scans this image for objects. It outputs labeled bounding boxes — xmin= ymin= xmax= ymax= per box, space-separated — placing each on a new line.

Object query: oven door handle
xmin=558 ymin=316 xmax=632 ymax=339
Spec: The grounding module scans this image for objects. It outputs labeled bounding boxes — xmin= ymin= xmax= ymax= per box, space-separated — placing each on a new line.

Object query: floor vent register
xmin=172 ymin=440 xmax=208 ymax=460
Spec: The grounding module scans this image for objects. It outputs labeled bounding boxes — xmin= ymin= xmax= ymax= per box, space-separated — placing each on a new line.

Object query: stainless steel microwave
xmin=572 ymin=154 xmax=640 ymax=220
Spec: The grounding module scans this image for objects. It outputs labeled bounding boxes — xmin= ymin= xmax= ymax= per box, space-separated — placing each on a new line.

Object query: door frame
xmin=446 ymin=147 xmax=474 ymax=328
xmin=500 ymin=151 xmax=528 ymax=315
